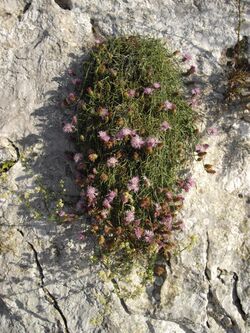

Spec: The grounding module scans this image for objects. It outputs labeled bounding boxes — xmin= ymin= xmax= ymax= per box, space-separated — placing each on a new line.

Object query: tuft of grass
xmin=69 ymin=36 xmax=197 ymax=269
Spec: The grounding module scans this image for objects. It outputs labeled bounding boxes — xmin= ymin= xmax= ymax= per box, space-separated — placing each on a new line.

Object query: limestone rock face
xmin=0 ymin=1 xmax=249 ymax=333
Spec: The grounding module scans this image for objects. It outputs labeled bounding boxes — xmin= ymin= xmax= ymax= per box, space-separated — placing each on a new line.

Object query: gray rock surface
xmin=0 ymin=0 xmax=249 ymax=332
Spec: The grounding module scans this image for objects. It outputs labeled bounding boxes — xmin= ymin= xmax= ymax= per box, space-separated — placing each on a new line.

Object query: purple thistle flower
xmin=191 ymin=87 xmax=201 ymax=96
xmin=107 ymin=157 xmax=118 ymax=168
xmin=134 ymin=227 xmax=143 ymax=239
xmin=131 ymin=135 xmax=145 ymax=149
xmin=144 ymin=87 xmax=154 ymax=95
xmin=98 ymin=131 xmax=111 ymax=142
xmin=72 ymin=115 xmax=77 ymax=125
xmin=160 ymin=121 xmax=171 ymax=131
xmin=152 ymin=82 xmax=161 ymax=89
xmin=207 ymin=127 xmax=218 ymax=136
xmin=67 ymin=92 xmax=77 ymax=102
xmin=144 ymin=230 xmax=154 ymax=243
xmin=74 ymin=153 xmax=83 ymax=163
xmin=127 ymin=176 xmax=140 ymax=192
xmin=164 ymin=100 xmax=176 ymax=111
xmin=124 ymin=210 xmax=135 ymax=224
xmin=63 ymin=123 xmax=75 ymax=133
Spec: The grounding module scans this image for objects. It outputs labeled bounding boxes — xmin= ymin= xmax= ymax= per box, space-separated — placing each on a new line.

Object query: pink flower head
xmin=144 ymin=230 xmax=154 ymax=243
xmin=116 ymin=128 xmax=134 ymax=140
xmin=161 ymin=214 xmax=173 ymax=224
xmin=131 ymin=135 xmax=145 ymax=149
xmin=154 ymin=203 xmax=161 ymax=218
xmin=195 ymin=144 xmax=209 ymax=153
xmin=78 ymin=232 xmax=85 ymax=241
xmin=144 ymin=87 xmax=154 ymax=95
xmin=98 ymin=131 xmax=111 ymax=142
xmin=191 ymin=87 xmax=201 ymax=96
xmin=72 ymin=115 xmax=78 ymax=125
xmin=100 ymin=209 xmax=109 ymax=219
xmin=74 ymin=153 xmax=83 ymax=163
xmin=164 ymin=100 xmax=176 ymax=111
xmin=128 ymin=89 xmax=136 ymax=97
xmin=160 ymin=121 xmax=171 ymax=131
xmin=86 ymin=186 xmax=98 ymax=202
xmin=179 ymin=177 xmax=195 ymax=192
xmin=67 ymin=92 xmax=77 ymax=102
xmin=98 ymin=108 xmax=109 ymax=118
xmin=103 ymin=198 xmax=111 ymax=209
xmin=128 ymin=176 xmax=140 ymax=192
xmin=165 ymin=191 xmax=173 ymax=200
xmin=107 ymin=157 xmax=118 ymax=168
xmin=182 ymin=53 xmax=192 ymax=62
xmin=63 ymin=123 xmax=75 ymax=133
xmin=152 ymin=82 xmax=161 ymax=89
xmin=207 ymin=127 xmax=218 ymax=136
xmin=58 ymin=210 xmax=66 ymax=217
xmin=71 ymin=78 xmax=82 ymax=85
xmin=124 ymin=210 xmax=135 ymax=224
xmin=134 ymin=227 xmax=143 ymax=239
xmin=106 ymin=190 xmax=117 ymax=203
xmin=145 ymin=137 xmax=160 ymax=148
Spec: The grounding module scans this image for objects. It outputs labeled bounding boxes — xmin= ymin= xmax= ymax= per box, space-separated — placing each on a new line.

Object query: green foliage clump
xmin=66 ymin=36 xmax=197 ymax=264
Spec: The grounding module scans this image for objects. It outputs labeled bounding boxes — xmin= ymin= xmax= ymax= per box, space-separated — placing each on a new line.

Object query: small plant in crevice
xmin=61 ymin=36 xmax=210 ymax=283
xmin=225 ymin=0 xmax=249 ymax=102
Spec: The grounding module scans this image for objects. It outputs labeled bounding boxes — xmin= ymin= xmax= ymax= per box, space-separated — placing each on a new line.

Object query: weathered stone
xmin=0 ymin=137 xmax=18 ymax=166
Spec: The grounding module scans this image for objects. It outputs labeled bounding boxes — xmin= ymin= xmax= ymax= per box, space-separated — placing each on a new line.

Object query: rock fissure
xmin=110 ymin=278 xmax=132 ymax=315
xmin=232 ymin=272 xmax=247 ymax=321
xmin=17 ymin=229 xmax=70 ymax=333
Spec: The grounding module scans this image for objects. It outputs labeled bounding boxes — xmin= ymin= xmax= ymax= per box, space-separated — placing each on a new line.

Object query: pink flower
xmin=145 ymin=137 xmax=160 ymax=148
xmin=103 ymin=199 xmax=111 ymax=209
xmin=128 ymin=89 xmax=136 ymax=97
xmin=72 ymin=116 xmax=77 ymax=125
xmin=144 ymin=87 xmax=154 ymax=95
xmin=107 ymin=157 xmax=118 ymax=168
xmin=58 ymin=210 xmax=66 ymax=217
xmin=207 ymin=127 xmax=218 ymax=136
xmin=161 ymin=214 xmax=173 ymax=224
xmin=128 ymin=176 xmax=140 ymax=192
xmin=134 ymin=227 xmax=143 ymax=239
xmin=144 ymin=230 xmax=154 ymax=243
xmin=116 ymin=128 xmax=134 ymax=140
xmin=160 ymin=121 xmax=171 ymax=131
xmin=67 ymin=92 xmax=77 ymax=102
xmin=195 ymin=144 xmax=209 ymax=153
xmin=98 ymin=108 xmax=109 ymax=118
xmin=165 ymin=191 xmax=173 ymax=200
xmin=86 ymin=186 xmax=98 ymax=202
xmin=100 ymin=209 xmax=109 ymax=219
xmin=191 ymin=87 xmax=201 ymax=96
xmin=154 ymin=203 xmax=161 ymax=218
xmin=152 ymin=82 xmax=161 ymax=89
xmin=124 ymin=210 xmax=135 ymax=224
xmin=78 ymin=232 xmax=85 ymax=241
xmin=182 ymin=53 xmax=192 ymax=62
xmin=131 ymin=135 xmax=144 ymax=149
xmin=98 ymin=131 xmax=111 ymax=142
xmin=74 ymin=153 xmax=83 ymax=163
xmin=63 ymin=123 xmax=75 ymax=133
xmin=164 ymin=100 xmax=176 ymax=111
xmin=179 ymin=177 xmax=195 ymax=192
xmin=106 ymin=190 xmax=117 ymax=203
xmin=71 ymin=78 xmax=82 ymax=85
